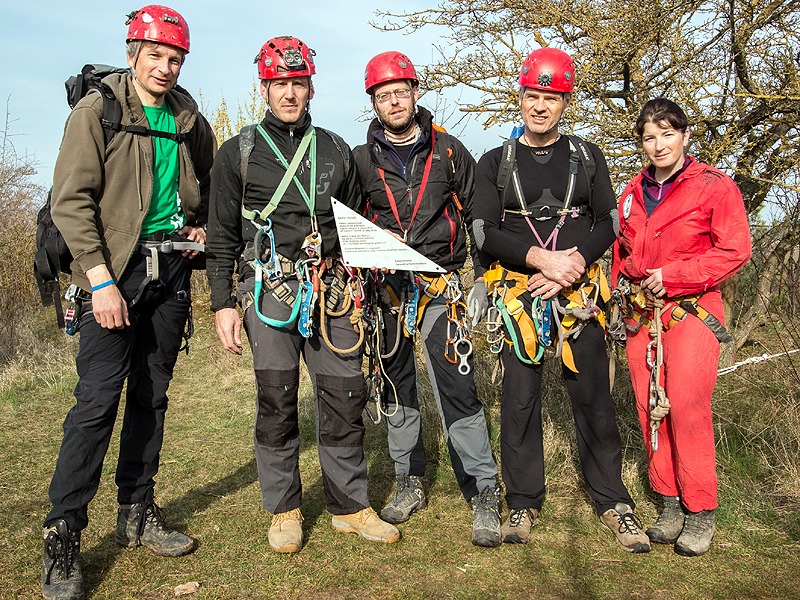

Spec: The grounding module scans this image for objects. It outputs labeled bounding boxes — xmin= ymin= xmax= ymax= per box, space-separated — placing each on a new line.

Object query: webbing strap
xmin=241 ymin=126 xmax=316 ymax=222
xmin=378 ymin=127 xmax=436 ymax=239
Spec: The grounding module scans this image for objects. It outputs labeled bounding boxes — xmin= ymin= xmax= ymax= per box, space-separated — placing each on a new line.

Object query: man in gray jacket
xmin=42 ymin=6 xmax=215 ymax=599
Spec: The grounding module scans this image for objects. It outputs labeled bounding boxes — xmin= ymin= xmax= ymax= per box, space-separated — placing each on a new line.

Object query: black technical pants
xmin=500 ymin=318 xmax=634 ymax=515
xmin=45 ymin=251 xmax=191 ymax=531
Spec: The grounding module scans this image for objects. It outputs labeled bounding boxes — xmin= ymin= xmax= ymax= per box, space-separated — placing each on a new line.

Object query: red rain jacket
xmin=612 ymin=157 xmax=751 ymax=297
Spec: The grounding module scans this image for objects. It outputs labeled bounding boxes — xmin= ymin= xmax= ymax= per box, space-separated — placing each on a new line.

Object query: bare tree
xmin=0 ymin=107 xmax=46 ymax=362
xmin=376 ymin=0 xmax=800 ymax=359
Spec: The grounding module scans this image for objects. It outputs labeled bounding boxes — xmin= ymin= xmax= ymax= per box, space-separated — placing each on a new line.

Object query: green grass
xmin=1 ymin=305 xmax=799 ymax=599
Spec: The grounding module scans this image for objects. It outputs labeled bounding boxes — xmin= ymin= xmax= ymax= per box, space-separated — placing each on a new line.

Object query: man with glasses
xmin=353 ymin=51 xmax=500 ymax=547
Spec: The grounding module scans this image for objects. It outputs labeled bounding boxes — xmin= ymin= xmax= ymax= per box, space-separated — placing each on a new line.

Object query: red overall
xmin=612 ymin=157 xmax=751 ymax=512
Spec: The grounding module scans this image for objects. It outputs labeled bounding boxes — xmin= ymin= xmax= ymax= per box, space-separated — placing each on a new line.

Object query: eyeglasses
xmin=374 ymin=88 xmax=413 ymax=104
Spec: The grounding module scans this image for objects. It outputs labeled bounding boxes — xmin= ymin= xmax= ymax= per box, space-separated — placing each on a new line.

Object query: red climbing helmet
xmin=518 ymin=48 xmax=575 ymax=93
xmin=364 ymin=51 xmax=418 ymax=94
xmin=255 ymin=36 xmax=316 ymax=80
xmin=126 ymin=5 xmax=190 ymax=53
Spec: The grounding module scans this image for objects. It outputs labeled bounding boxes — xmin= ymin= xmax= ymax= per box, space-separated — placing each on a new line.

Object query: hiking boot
xmin=646 ymin=495 xmax=685 ymax=544
xmin=116 ymin=492 xmax=196 ymax=557
xmin=268 ymin=508 xmax=303 ymax=553
xmin=41 ymin=519 xmax=83 ymax=600
xmin=331 ymin=507 xmax=401 ymax=543
xmin=600 ymin=503 xmax=651 ymax=553
xmin=471 ymin=486 xmax=501 ymax=547
xmin=674 ymin=509 xmax=715 ymax=557
xmin=380 ymin=475 xmax=427 ymax=524
xmin=501 ymin=507 xmax=539 ymax=544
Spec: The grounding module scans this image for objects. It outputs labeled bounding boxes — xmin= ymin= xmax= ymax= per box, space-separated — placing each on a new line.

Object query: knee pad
xmin=254 ymin=369 xmax=300 ymax=447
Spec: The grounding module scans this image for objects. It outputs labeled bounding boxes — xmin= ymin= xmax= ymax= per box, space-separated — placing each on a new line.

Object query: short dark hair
xmin=634 ymin=98 xmax=689 ymax=139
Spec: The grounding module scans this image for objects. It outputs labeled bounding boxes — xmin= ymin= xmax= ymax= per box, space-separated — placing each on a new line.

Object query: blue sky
xmin=0 ymin=1 xmax=507 ymax=188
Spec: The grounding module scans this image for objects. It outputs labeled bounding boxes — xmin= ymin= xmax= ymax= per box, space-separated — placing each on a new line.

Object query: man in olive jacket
xmin=42 ymin=6 xmax=215 ymax=599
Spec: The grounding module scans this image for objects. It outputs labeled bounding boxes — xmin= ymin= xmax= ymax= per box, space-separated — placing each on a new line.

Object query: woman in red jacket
xmin=612 ymin=98 xmax=751 ymax=556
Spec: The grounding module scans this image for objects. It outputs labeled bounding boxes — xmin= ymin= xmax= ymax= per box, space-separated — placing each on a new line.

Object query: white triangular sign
xmin=332 ymin=198 xmax=445 ymax=273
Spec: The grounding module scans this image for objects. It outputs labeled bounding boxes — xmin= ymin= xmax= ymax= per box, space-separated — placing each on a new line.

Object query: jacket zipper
xmin=444 ymin=205 xmax=456 ymax=256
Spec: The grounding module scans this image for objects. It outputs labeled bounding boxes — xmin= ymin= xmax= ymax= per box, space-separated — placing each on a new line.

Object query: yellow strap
xmin=562 ymin=340 xmax=578 ymax=373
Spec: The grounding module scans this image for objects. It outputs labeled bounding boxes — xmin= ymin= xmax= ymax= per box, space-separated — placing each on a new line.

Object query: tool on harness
xmin=483 ymin=263 xmax=609 ymax=374
xmin=63 ymin=284 xmax=80 ymax=336
xmin=441 ymin=274 xmax=473 ymax=375
xmin=404 ymin=277 xmax=420 ymax=337
xmin=130 ymin=236 xmax=205 ymax=308
xmin=361 ymin=272 xmax=402 ymax=424
xmin=317 ymin=261 xmax=367 ymax=355
xmin=647 ymin=297 xmax=671 ymax=452
xmin=297 ymin=261 xmax=320 ymax=338
xmin=253 ymin=219 xmax=284 ymax=281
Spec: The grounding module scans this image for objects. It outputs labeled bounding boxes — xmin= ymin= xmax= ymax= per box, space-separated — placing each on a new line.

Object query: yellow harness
xmin=483 ymin=262 xmax=610 ymax=372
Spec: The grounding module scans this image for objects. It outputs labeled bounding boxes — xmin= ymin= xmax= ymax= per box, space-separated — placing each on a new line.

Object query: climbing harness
xmin=482 ymin=263 xmax=609 ymax=378
xmin=607 ymin=275 xmax=733 ymax=345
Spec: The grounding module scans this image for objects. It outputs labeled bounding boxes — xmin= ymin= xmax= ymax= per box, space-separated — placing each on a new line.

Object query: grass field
xmin=1 ymin=303 xmax=799 ymax=599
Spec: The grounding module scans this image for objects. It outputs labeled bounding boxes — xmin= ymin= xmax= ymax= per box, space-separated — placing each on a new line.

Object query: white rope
xmin=717 ymin=349 xmax=800 ymax=376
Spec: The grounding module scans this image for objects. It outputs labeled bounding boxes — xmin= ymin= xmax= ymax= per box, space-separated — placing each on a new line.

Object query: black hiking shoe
xmin=42 ymin=519 xmax=83 ymax=600
xmin=380 ymin=475 xmax=427 ymax=524
xmin=116 ymin=491 xmax=196 ymax=557
xmin=674 ymin=509 xmax=715 ymax=556
xmin=471 ymin=486 xmax=501 ymax=547
xmin=646 ymin=495 xmax=685 ymax=544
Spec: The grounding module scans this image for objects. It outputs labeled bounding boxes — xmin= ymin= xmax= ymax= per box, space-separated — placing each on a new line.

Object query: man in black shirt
xmin=207 ymin=36 xmax=399 ymax=554
xmin=472 ymin=47 xmax=650 ymax=552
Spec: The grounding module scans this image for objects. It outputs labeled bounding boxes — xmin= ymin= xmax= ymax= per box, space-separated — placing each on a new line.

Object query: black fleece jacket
xmin=353 ymin=107 xmax=482 ymax=277
xmin=206 ymin=110 xmax=362 ymax=311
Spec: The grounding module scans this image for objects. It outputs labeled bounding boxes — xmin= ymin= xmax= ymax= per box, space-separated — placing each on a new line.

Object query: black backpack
xmin=34 ymin=64 xmax=193 ymax=328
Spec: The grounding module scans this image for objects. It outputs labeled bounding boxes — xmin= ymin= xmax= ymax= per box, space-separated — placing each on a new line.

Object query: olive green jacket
xmin=51 ymin=72 xmax=216 ymax=291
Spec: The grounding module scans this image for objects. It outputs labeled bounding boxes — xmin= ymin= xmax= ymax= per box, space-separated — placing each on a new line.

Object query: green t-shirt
xmin=140 ymin=102 xmax=184 ymax=237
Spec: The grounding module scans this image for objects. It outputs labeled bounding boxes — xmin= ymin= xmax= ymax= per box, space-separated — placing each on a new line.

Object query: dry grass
xmin=1 ymin=300 xmax=799 ymax=599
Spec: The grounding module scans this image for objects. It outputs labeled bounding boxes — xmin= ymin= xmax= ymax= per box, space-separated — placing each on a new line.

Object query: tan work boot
xmin=331 ymin=507 xmax=401 ymax=543
xmin=600 ymin=503 xmax=651 ymax=553
xmin=268 ymin=508 xmax=303 ymax=553
xmin=501 ymin=507 xmax=539 ymax=544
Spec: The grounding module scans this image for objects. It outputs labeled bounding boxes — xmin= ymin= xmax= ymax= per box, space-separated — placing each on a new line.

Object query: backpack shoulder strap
xmin=98 ymin=84 xmax=122 ymax=147
xmin=565 ymin=134 xmax=596 ymax=191
xmin=238 ymin=125 xmax=257 ymax=218
xmin=496 ymin=139 xmax=517 ymax=207
xmin=239 ymin=124 xmax=257 ymax=187
xmin=318 ymin=127 xmax=351 ymax=173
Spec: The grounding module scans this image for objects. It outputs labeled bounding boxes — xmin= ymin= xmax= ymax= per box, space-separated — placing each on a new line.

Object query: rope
xmin=647 ymin=296 xmax=671 ymax=452
xmin=318 ymin=279 xmax=364 ymax=355
xmin=717 ymin=349 xmax=800 ymax=376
